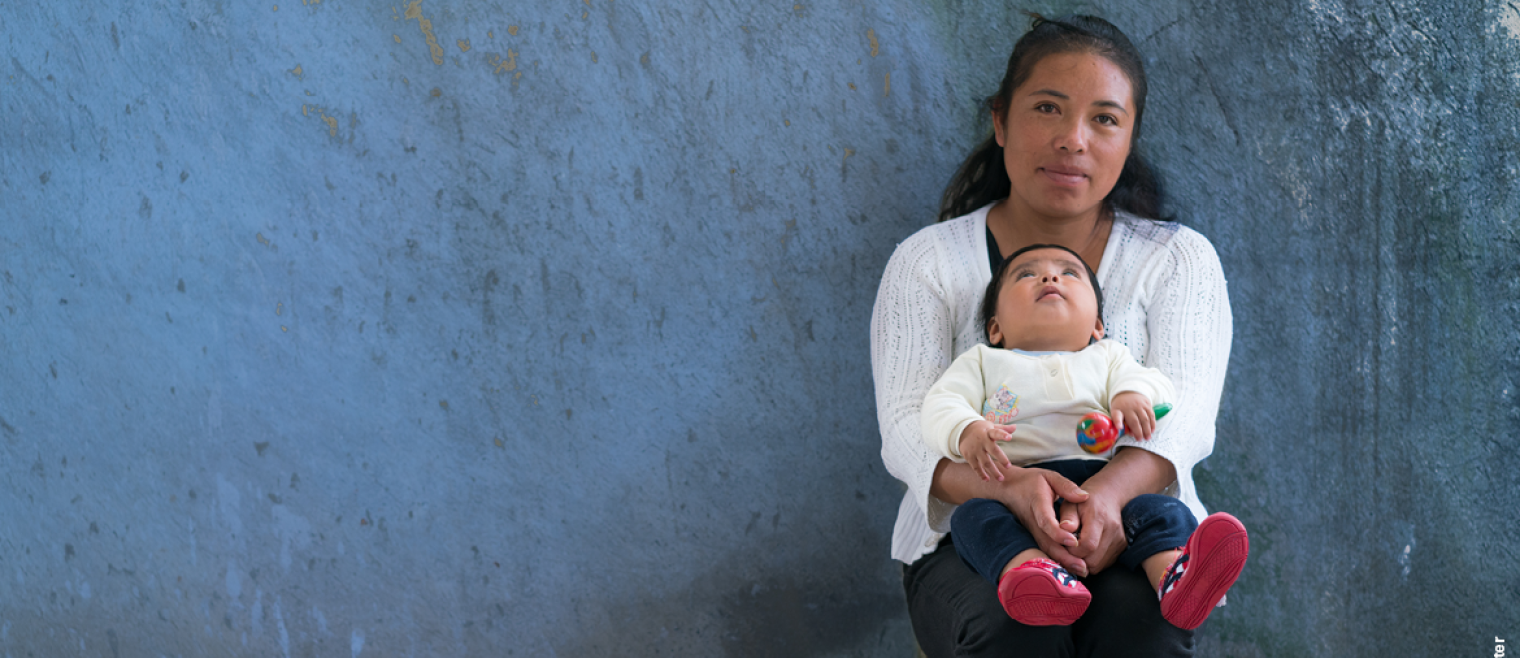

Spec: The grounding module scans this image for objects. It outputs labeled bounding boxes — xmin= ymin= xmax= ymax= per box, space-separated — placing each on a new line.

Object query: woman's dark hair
xmin=981 ymin=243 xmax=1104 ymax=348
xmin=938 ymin=14 xmax=1169 ymax=223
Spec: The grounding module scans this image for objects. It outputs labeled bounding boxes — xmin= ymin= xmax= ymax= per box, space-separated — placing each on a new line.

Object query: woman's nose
xmin=1056 ymin=118 xmax=1087 ymax=153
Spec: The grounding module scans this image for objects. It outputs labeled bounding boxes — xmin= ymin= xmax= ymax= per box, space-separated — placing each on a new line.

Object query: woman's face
xmin=994 ymin=51 xmax=1135 ymax=222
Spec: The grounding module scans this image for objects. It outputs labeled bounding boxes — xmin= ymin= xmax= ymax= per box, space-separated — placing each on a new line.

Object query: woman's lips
xmin=1040 ymin=166 xmax=1087 ymax=186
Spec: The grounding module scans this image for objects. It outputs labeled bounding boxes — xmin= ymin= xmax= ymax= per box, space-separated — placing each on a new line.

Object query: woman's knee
xmin=905 ymin=541 xmax=1073 ymax=658
xmin=1074 ymin=567 xmax=1194 ymax=657
xmin=953 ymin=609 xmax=1071 ymax=657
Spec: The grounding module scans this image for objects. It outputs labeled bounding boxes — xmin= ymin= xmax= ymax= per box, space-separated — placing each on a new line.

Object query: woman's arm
xmin=1065 ymin=230 xmax=1234 ymax=573
xmin=1125 ymin=231 xmax=1233 ymax=482
xmin=872 ymin=232 xmax=963 ymax=531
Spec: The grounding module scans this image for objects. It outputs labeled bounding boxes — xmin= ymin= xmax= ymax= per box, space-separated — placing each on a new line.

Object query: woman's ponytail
xmin=937 ymin=135 xmax=1011 ymax=223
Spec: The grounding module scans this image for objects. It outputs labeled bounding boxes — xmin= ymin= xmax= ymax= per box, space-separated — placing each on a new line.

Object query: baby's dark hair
xmin=980 ymin=243 xmax=1104 ymax=347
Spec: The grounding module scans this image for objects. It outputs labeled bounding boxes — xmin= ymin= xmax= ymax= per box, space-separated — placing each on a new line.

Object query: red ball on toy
xmin=1077 ymin=412 xmax=1118 ymax=454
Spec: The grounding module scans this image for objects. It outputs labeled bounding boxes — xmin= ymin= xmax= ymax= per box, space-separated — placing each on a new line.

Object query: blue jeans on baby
xmin=949 ymin=458 xmax=1198 ymax=585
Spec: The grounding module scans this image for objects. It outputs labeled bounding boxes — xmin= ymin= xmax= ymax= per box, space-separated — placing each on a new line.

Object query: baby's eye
xmin=1016 ymin=271 xmax=1035 ymax=279
xmin=1063 ymin=269 xmax=1080 ymax=277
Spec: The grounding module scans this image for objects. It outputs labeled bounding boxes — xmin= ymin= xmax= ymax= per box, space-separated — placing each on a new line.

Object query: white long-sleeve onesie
xmin=872 ymin=205 xmax=1232 ymax=564
xmin=920 ymin=340 xmax=1175 ymax=466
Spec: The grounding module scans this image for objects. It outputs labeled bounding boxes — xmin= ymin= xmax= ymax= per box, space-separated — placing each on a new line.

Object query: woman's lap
xmin=903 ymin=534 xmax=1193 ymax=658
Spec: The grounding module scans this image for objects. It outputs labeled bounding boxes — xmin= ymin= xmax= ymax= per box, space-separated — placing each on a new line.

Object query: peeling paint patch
xmin=867 ymin=28 xmax=879 ymax=57
xmin=274 ymin=597 xmax=291 ymax=657
xmin=301 ymin=104 xmax=344 ymax=138
xmin=226 ymin=560 xmax=242 ymax=598
xmin=272 ymin=506 xmax=313 ymax=571
xmin=491 ymin=49 xmax=518 ymax=75
xmin=1502 ymin=4 xmax=1520 ymax=42
xmin=403 ymin=0 xmax=445 ymax=65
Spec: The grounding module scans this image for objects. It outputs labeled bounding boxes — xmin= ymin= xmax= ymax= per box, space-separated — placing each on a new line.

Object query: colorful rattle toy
xmin=1077 ymin=403 xmax=1173 ymax=454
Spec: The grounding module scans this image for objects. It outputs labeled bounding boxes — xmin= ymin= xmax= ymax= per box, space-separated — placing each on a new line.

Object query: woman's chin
xmin=1024 ymin=194 xmax=1103 ymax=221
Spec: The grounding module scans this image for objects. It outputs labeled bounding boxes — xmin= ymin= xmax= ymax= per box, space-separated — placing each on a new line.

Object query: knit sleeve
xmin=1103 ymin=340 xmax=1177 ymax=410
xmin=1112 ymin=230 xmax=1232 ymax=481
xmin=872 ymin=232 xmax=961 ymax=529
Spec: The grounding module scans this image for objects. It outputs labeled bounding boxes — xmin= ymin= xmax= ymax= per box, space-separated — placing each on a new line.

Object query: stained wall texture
xmin=2 ymin=1 xmax=1517 ymax=656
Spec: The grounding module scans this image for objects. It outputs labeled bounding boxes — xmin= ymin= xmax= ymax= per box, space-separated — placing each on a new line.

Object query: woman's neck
xmin=986 ymin=199 xmax=1112 ymax=271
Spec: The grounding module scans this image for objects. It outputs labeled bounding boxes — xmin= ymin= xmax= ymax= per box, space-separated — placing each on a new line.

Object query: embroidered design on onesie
xmin=982 ymin=386 xmax=1019 ymax=425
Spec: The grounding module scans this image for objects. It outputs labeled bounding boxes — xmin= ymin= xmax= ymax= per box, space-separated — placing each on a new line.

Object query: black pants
xmin=902 ymin=482 xmax=1196 ymax=657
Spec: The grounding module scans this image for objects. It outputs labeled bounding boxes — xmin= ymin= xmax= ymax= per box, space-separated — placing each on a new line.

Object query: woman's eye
xmin=1035 ymin=103 xmax=1058 ymax=114
xmin=1096 ymin=115 xmax=1118 ymax=126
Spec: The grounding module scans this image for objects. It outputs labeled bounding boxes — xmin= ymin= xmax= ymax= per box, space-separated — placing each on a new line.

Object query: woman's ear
xmin=992 ymin=108 xmax=1008 ymax=148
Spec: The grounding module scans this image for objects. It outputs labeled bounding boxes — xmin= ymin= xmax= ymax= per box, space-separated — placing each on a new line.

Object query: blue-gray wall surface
xmin=3 ymin=1 xmax=1517 ymax=656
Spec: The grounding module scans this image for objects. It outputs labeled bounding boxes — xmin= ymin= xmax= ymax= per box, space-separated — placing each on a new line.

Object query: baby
xmin=921 ymin=243 xmax=1248 ymax=630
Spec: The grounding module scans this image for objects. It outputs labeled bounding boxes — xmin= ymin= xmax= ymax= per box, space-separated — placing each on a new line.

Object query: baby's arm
xmin=1104 ymin=342 xmax=1177 ymax=441
xmin=921 ymin=346 xmax=1016 ymax=481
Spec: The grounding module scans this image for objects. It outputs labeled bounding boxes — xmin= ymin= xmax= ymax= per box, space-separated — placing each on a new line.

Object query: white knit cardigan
xmin=871 ymin=204 xmax=1233 ymax=564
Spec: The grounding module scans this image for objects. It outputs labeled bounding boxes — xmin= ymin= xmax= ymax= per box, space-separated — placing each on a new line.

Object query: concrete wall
xmin=2 ymin=1 xmax=1515 ymax=656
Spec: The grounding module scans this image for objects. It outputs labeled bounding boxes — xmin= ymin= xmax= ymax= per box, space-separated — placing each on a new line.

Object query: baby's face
xmin=988 ymin=248 xmax=1103 ymax=352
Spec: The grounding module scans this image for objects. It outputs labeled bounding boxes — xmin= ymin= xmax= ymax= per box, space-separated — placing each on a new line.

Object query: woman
xmin=871 ymin=15 xmax=1232 ymax=656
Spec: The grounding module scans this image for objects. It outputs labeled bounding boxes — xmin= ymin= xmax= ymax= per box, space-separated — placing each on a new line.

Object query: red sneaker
xmin=1159 ymin=512 xmax=1249 ymax=630
xmin=997 ymin=558 xmax=1091 ymax=626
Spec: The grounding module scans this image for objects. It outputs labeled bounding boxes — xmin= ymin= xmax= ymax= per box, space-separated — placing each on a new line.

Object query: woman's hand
xmin=995 ymin=467 xmax=1090 ymax=575
xmin=1056 ymin=447 xmax=1179 ymax=574
xmin=1057 ymin=490 xmax=1126 ymax=575
xmin=930 ymin=459 xmax=1099 ymax=576
xmin=957 ymin=420 xmax=1017 ymax=482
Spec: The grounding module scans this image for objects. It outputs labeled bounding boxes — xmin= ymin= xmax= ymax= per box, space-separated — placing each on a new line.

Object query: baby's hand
xmin=957 ymin=420 xmax=1017 ymax=482
xmin=1110 ymin=392 xmax=1156 ymax=440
